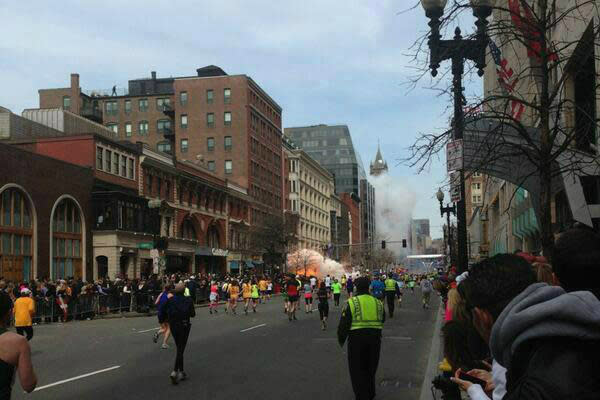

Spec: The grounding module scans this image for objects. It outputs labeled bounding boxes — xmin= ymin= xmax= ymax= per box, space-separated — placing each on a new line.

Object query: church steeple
xmin=370 ymin=140 xmax=388 ymax=176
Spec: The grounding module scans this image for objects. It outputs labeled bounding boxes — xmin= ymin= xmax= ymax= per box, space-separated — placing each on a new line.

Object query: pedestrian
xmin=346 ymin=276 xmax=354 ymax=297
xmin=303 ymin=281 xmax=313 ymax=313
xmin=166 ymin=282 xmax=195 ymax=385
xmin=317 ymin=282 xmax=329 ymax=330
xmin=227 ymin=280 xmax=240 ymax=315
xmin=13 ymin=288 xmax=35 ymax=341
xmin=337 ymin=277 xmax=385 ymax=400
xmin=383 ymin=275 xmax=401 ymax=318
xmin=420 ymin=277 xmax=433 ymax=309
xmin=208 ymin=281 xmax=219 ymax=314
xmin=0 ymin=291 xmax=37 ymax=397
xmin=111 ymin=85 xmax=117 ymax=96
xmin=242 ymin=279 xmax=252 ymax=315
xmin=331 ymin=278 xmax=342 ymax=306
xmin=285 ymin=275 xmax=300 ymax=321
xmin=153 ymin=284 xmax=172 ymax=349
xmin=250 ymin=280 xmax=259 ymax=313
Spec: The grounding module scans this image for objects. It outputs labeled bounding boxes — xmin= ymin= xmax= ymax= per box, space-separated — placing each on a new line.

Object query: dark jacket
xmin=337 ymin=293 xmax=385 ymax=346
xmin=166 ymin=293 xmax=195 ymax=325
xmin=490 ymin=283 xmax=600 ymax=400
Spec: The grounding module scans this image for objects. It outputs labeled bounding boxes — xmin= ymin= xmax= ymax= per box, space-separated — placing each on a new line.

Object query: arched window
xmin=179 ymin=218 xmax=197 ymax=240
xmin=206 ymin=225 xmax=220 ymax=248
xmin=0 ymin=188 xmax=33 ymax=281
xmin=52 ymin=198 xmax=83 ymax=280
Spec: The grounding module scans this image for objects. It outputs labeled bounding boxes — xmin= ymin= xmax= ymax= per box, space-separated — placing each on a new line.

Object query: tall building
xmin=360 ymin=179 xmax=376 ymax=246
xmin=369 ymin=142 xmax=388 ymax=176
xmin=410 ymin=218 xmax=431 ymax=255
xmin=37 ymin=67 xmax=283 ymax=226
xmin=283 ymin=124 xmax=367 ymax=196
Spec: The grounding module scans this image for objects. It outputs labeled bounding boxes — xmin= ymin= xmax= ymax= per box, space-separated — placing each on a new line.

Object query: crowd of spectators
xmin=432 ymin=226 xmax=600 ymax=399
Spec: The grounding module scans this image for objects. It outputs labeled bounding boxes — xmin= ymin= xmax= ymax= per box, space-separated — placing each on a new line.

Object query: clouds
xmin=0 ymin=0 xmax=454 ymax=237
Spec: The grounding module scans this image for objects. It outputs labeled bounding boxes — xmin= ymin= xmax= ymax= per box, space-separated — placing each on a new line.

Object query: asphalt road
xmin=14 ymin=288 xmax=440 ymax=400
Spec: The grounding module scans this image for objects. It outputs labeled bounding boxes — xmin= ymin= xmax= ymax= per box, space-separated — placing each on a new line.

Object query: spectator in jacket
xmin=455 ymin=253 xmax=600 ymax=399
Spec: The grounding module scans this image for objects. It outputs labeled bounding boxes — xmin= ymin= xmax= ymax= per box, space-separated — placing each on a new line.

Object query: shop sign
xmin=138 ymin=242 xmax=154 ymax=250
xmin=212 ymin=248 xmax=229 ymax=257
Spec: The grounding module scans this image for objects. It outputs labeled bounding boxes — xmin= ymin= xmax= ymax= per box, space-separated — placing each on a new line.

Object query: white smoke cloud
xmin=287 ymin=249 xmax=347 ymax=279
xmin=371 ymin=174 xmax=417 ymax=255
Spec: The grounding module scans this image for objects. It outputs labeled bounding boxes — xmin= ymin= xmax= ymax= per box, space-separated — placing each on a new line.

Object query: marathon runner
xmin=331 ymin=278 xmax=342 ymax=306
xmin=317 ymin=282 xmax=329 ymax=330
xmin=242 ymin=279 xmax=252 ymax=315
xmin=208 ymin=281 xmax=219 ymax=314
xmin=303 ymin=281 xmax=313 ymax=313
xmin=285 ymin=275 xmax=300 ymax=321
xmin=325 ymin=274 xmax=332 ymax=295
xmin=227 ymin=280 xmax=240 ymax=315
xmin=258 ymin=277 xmax=268 ymax=303
xmin=251 ymin=280 xmax=260 ymax=313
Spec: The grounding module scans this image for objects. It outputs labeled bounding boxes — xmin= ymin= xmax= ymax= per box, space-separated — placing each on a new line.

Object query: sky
xmin=0 ymin=1 xmax=481 ymax=239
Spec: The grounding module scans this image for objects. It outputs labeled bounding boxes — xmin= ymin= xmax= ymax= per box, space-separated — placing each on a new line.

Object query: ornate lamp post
xmin=437 ymin=189 xmax=456 ymax=267
xmin=422 ymin=0 xmax=493 ymax=273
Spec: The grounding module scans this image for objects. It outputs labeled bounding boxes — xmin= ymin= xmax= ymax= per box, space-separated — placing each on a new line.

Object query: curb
xmin=419 ymin=298 xmax=444 ymax=400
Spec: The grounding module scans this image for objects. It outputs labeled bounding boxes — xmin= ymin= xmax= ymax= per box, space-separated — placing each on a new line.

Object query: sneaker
xmin=209 ymin=309 xmax=213 ymax=315
xmin=161 ymin=343 xmax=169 ymax=349
xmin=293 ymin=315 xmax=298 ymax=321
xmin=253 ymin=309 xmax=256 ymax=313
xmin=177 ymin=371 xmax=187 ymax=381
xmin=321 ymin=321 xmax=325 ymax=330
xmin=170 ymin=371 xmax=178 ymax=385
xmin=153 ymin=332 xmax=158 ymax=343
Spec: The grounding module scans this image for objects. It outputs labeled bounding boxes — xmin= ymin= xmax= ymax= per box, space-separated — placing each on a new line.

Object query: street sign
xmin=450 ymin=171 xmax=462 ymax=202
xmin=138 ymin=242 xmax=153 ymax=250
xmin=446 ymin=139 xmax=463 ymax=172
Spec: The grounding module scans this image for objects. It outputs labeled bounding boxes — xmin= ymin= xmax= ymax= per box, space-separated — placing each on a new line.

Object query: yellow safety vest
xmin=348 ymin=295 xmax=384 ymax=330
xmin=384 ymin=279 xmax=396 ymax=292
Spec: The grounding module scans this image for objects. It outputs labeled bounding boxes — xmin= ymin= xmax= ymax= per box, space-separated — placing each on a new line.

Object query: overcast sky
xmin=1 ymin=1 xmax=482 ymax=238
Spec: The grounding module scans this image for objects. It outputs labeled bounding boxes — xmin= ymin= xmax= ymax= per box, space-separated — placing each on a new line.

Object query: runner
xmin=331 ymin=278 xmax=342 ymax=306
xmin=285 ymin=275 xmax=300 ymax=321
xmin=341 ymin=274 xmax=347 ymax=289
xmin=251 ymin=280 xmax=260 ymax=313
xmin=282 ymin=279 xmax=289 ymax=314
xmin=325 ymin=274 xmax=332 ymax=295
xmin=370 ymin=276 xmax=385 ymax=303
xmin=408 ymin=277 xmax=416 ymax=293
xmin=227 ymin=280 xmax=240 ymax=315
xmin=267 ymin=279 xmax=273 ymax=300
xmin=242 ymin=279 xmax=252 ymax=315
xmin=317 ymin=282 xmax=329 ymax=330
xmin=310 ymin=275 xmax=317 ymax=291
xmin=420 ymin=277 xmax=433 ymax=309
xmin=258 ymin=277 xmax=268 ymax=303
xmin=346 ymin=275 xmax=354 ymax=298
xmin=221 ymin=280 xmax=230 ymax=314
xmin=303 ymin=281 xmax=313 ymax=313
xmin=208 ymin=281 xmax=219 ymax=314
xmin=166 ymin=282 xmax=195 ymax=384
xmin=153 ymin=284 xmax=172 ymax=349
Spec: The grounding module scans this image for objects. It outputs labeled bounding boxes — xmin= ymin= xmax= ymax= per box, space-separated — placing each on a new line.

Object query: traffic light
xmin=381 ymin=240 xmax=386 ymax=249
xmin=402 ymin=239 xmax=407 ymax=248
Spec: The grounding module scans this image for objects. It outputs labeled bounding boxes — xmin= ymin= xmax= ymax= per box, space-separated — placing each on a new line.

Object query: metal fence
xmin=30 ymin=288 xmax=212 ymax=324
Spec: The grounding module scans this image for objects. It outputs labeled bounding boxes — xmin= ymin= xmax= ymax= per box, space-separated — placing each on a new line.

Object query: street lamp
xmin=436 ymin=189 xmax=456 ymax=267
xmin=422 ymin=0 xmax=493 ymax=273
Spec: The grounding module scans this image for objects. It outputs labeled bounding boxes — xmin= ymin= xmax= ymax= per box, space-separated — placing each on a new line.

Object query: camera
xmin=431 ymin=374 xmax=461 ymax=400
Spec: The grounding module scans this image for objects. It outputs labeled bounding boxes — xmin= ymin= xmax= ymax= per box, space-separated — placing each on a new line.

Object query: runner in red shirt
xmin=285 ymin=275 xmax=300 ymax=321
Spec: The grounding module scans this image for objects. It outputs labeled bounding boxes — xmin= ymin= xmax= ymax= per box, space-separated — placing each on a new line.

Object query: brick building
xmin=37 ymin=66 xmax=284 ymax=227
xmin=0 ymin=142 xmax=94 ymax=282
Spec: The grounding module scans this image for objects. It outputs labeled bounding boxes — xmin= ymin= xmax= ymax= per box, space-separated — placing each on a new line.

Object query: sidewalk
xmin=419 ymin=298 xmax=445 ymax=400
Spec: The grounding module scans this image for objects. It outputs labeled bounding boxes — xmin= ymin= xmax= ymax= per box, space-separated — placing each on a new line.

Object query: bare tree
xmin=404 ymin=0 xmax=600 ymax=257
xmin=248 ymin=213 xmax=297 ymax=267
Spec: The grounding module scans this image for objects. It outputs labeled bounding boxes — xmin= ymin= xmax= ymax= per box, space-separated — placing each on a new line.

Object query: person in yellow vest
xmin=383 ymin=275 xmax=401 ymax=318
xmin=337 ymin=277 xmax=385 ymax=400
xmin=14 ymin=288 xmax=35 ymax=341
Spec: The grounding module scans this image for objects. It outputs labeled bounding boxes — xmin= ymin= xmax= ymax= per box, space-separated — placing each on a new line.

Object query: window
xmin=96 ymin=146 xmax=103 ymax=169
xmin=120 ymin=155 xmax=127 ymax=177
xmin=125 ymin=122 xmax=132 ymax=137
xmin=124 ymin=100 xmax=131 ymax=114
xmin=180 ymin=91 xmax=188 ymax=106
xmin=52 ymin=198 xmax=82 ymax=280
xmin=207 ymin=113 xmax=215 ymax=128
xmin=207 ymin=137 xmax=215 ymax=152
xmin=157 ymin=119 xmax=171 ymax=133
xmin=207 ymin=161 xmax=215 ymax=171
xmin=63 ymin=96 xmax=71 ymax=110
xmin=206 ymin=89 xmax=214 ymax=104
xmin=139 ymin=99 xmax=148 ymax=112
xmin=224 ymin=112 xmax=232 ymax=126
xmin=107 ymin=123 xmax=118 ymax=135
xmin=472 ymin=172 xmax=482 ymax=177
xmin=105 ymin=101 xmax=118 ymax=115
xmin=112 ymin=152 xmax=119 ymax=174
xmin=105 ymin=150 xmax=112 ymax=171
xmin=225 ymin=160 xmax=232 ymax=174
xmin=156 ymin=98 xmax=171 ymax=111
xmin=180 ymin=114 xmax=188 ymax=129
xmin=128 ymin=158 xmax=134 ymax=179
xmin=224 ymin=136 xmax=232 ymax=150
xmin=1 ymin=189 xmax=33 ymax=281
xmin=224 ymin=88 xmax=231 ymax=104
xmin=181 ymin=139 xmax=188 ymax=153
xmin=138 ymin=121 xmax=149 ymax=135
xmin=472 ymin=183 xmax=481 ymax=190
xmin=157 ymin=141 xmax=172 ymax=154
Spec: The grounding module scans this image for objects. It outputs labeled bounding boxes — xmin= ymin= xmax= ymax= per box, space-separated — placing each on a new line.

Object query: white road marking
xmin=240 ymin=323 xmax=267 ymax=333
xmin=137 ymin=327 xmax=160 ymax=333
xmin=33 ymin=366 xmax=121 ymax=392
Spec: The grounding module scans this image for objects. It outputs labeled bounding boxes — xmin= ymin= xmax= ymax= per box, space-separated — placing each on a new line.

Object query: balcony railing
xmin=159 ymin=126 xmax=174 ymax=138
xmin=159 ymin=103 xmax=174 ymax=116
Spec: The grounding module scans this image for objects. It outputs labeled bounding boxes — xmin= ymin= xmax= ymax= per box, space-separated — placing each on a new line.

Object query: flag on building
xmin=488 ymin=39 xmax=525 ymax=121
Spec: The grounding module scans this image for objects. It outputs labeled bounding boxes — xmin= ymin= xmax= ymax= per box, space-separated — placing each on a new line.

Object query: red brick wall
xmin=341 ymin=193 xmax=361 ymax=245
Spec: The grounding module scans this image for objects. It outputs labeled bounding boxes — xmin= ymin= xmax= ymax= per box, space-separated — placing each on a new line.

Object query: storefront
xmin=195 ymin=246 xmax=228 ymax=275
xmin=227 ymin=252 xmax=242 ymax=274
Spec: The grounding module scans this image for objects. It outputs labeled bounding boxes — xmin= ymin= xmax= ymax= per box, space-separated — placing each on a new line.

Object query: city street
xmin=15 ymin=290 xmax=439 ymax=400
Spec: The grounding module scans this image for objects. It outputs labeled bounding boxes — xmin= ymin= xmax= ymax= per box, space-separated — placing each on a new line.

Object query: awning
xmin=229 ymin=261 xmax=240 ymax=270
